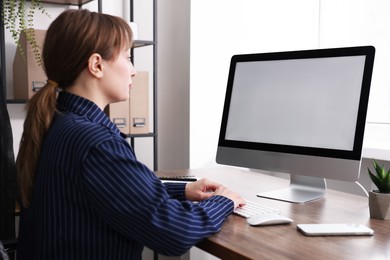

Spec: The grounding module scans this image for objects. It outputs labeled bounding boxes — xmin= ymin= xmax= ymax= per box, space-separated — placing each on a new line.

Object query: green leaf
xmin=369 ymin=159 xmax=390 ymax=193
xmin=383 ymin=170 xmax=390 ymax=193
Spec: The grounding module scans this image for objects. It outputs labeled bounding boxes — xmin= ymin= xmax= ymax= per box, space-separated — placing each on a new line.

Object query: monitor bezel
xmin=218 ymin=46 xmax=375 ymax=161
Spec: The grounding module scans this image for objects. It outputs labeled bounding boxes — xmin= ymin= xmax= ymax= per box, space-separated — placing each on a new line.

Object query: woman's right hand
xmin=213 ymin=185 xmax=246 ymax=209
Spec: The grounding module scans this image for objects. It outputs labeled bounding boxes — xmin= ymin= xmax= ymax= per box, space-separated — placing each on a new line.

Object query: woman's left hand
xmin=185 ymin=178 xmax=220 ymax=201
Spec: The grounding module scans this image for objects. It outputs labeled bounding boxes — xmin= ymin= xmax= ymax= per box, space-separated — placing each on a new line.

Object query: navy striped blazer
xmin=17 ymin=91 xmax=233 ymax=259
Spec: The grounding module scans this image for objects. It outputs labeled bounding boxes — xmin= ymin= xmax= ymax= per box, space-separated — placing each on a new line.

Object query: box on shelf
xmin=106 ymin=71 xmax=149 ymax=135
xmin=106 ymin=98 xmax=130 ymax=134
xmin=13 ymin=29 xmax=46 ymax=100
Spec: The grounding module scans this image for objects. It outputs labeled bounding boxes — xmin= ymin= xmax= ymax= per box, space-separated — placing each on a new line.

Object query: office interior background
xmin=4 ymin=0 xmax=390 ymax=259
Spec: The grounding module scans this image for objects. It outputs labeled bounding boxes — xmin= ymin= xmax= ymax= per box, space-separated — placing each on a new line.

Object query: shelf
xmin=39 ymin=0 xmax=95 ymax=5
xmin=6 ymin=99 xmax=28 ymax=104
xmin=125 ymin=133 xmax=155 ymax=138
xmin=133 ymin=40 xmax=154 ymax=48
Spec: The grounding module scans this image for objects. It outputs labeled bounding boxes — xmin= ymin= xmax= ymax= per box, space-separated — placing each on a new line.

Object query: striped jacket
xmin=17 ymin=91 xmax=233 ymax=260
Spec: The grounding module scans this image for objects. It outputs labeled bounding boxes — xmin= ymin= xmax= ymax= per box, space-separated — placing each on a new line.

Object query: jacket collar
xmin=57 ymin=91 xmax=120 ymax=136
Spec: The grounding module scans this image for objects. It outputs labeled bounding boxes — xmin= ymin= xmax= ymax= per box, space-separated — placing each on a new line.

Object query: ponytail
xmin=17 ymin=80 xmax=58 ymax=208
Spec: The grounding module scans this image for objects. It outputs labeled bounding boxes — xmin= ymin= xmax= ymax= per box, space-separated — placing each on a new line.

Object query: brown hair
xmin=16 ymin=9 xmax=133 ymax=208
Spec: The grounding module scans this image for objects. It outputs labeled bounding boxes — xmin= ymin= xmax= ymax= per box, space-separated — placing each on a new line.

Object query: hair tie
xmin=47 ymin=79 xmax=59 ymax=88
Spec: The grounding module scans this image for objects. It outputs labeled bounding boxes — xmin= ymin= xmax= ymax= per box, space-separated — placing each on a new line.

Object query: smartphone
xmin=297 ymin=223 xmax=374 ymax=236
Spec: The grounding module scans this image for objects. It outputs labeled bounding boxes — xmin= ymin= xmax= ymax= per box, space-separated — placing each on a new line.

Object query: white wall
xmin=190 ymin=0 xmax=390 ymax=171
xmin=319 ymin=0 xmax=390 ymax=124
xmin=157 ymin=0 xmax=190 ymax=171
xmin=190 ymin=0 xmax=320 ymax=168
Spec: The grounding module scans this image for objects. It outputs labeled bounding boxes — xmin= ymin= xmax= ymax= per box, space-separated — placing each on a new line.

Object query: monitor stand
xmin=257 ymin=174 xmax=326 ymax=204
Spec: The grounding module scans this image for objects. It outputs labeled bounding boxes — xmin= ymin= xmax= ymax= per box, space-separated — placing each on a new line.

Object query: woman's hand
xmin=185 ymin=178 xmax=246 ymax=209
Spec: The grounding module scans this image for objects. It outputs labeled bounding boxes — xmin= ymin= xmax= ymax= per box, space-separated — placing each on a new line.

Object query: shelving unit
xmin=1 ymin=0 xmax=158 ymax=170
xmin=1 ymin=2 xmax=158 ymax=259
xmin=128 ymin=0 xmax=158 ymax=170
xmin=38 ymin=0 xmax=94 ymax=5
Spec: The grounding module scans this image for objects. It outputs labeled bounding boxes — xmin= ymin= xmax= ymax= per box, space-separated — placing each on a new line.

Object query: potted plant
xmin=1 ymin=0 xmax=50 ymax=65
xmin=368 ymin=159 xmax=390 ymax=220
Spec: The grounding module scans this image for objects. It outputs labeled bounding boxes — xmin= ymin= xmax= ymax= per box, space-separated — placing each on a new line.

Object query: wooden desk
xmin=157 ymin=167 xmax=390 ymax=260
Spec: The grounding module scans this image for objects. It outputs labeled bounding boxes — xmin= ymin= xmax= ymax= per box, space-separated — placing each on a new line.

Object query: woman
xmin=16 ymin=9 xmax=245 ymax=259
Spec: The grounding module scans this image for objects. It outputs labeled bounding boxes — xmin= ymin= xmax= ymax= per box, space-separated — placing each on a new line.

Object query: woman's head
xmin=43 ymin=9 xmax=133 ymax=89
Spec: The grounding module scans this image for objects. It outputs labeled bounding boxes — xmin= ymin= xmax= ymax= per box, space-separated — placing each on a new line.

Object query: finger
xmin=199 ymin=178 xmax=221 ymax=188
xmin=200 ymin=192 xmax=214 ymax=200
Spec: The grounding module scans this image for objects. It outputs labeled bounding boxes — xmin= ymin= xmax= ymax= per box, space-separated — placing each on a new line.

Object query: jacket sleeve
xmin=163 ymin=182 xmax=187 ymax=200
xmin=81 ymin=138 xmax=234 ymax=256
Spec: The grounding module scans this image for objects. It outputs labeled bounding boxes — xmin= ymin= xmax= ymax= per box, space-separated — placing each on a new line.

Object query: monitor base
xmin=257 ymin=174 xmax=326 ymax=204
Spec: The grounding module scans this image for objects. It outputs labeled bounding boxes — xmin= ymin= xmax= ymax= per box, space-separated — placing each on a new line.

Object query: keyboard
xmin=159 ymin=176 xmax=198 ymax=182
xmin=234 ymin=200 xmax=280 ymax=218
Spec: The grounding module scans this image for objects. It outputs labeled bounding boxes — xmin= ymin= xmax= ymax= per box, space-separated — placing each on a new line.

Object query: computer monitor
xmin=216 ymin=46 xmax=375 ymax=203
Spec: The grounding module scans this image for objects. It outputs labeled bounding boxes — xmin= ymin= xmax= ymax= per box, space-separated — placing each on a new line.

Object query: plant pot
xmin=369 ymin=191 xmax=390 ymax=220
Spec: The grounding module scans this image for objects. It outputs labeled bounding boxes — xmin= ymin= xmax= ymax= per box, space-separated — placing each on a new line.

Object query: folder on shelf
xmin=13 ymin=29 xmax=46 ymax=100
xmin=106 ymin=71 xmax=149 ymax=135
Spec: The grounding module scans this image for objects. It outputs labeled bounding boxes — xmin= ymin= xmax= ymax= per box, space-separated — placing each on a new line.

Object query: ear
xmin=88 ymin=53 xmax=104 ymax=78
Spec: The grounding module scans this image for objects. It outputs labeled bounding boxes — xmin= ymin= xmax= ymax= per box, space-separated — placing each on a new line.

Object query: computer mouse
xmin=247 ymin=214 xmax=293 ymax=226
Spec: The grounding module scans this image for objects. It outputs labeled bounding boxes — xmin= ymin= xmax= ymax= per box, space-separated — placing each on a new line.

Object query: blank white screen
xmin=225 ymin=56 xmax=366 ymax=151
